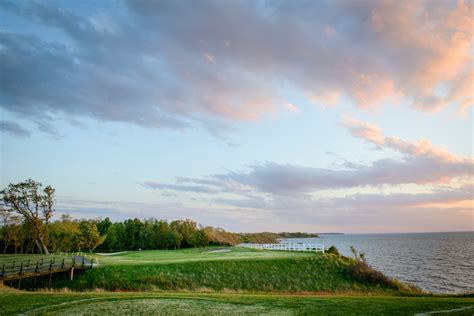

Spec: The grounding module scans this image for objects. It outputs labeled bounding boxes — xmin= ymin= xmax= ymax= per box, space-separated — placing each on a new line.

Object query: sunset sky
xmin=0 ymin=0 xmax=472 ymax=233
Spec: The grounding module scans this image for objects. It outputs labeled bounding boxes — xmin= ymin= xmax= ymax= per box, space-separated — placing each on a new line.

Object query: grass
xmin=2 ymin=248 xmax=415 ymax=293
xmin=0 ymin=247 xmax=312 ymax=267
xmin=0 ymin=290 xmax=473 ymax=315
xmin=2 ymin=248 xmax=473 ymax=314
xmin=93 ymin=247 xmax=314 ymax=265
xmin=21 ymin=250 xmax=410 ymax=293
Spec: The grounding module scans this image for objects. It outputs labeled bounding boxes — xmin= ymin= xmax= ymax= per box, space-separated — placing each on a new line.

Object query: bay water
xmin=283 ymin=231 xmax=473 ymax=294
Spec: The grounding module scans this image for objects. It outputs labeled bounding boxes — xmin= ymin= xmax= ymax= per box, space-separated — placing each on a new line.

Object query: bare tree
xmin=0 ymin=179 xmax=55 ymax=255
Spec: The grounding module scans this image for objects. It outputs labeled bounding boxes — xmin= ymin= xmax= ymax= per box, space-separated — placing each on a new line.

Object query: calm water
xmin=283 ymin=231 xmax=474 ymax=294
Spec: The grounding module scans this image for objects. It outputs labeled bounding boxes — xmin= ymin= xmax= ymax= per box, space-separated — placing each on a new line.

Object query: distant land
xmin=318 ymin=233 xmax=344 ymax=235
xmin=278 ymin=232 xmax=320 ymax=238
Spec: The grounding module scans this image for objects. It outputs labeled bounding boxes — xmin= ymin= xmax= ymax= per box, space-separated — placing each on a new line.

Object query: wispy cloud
xmin=142 ymin=118 xmax=473 ymax=229
xmin=0 ymin=120 xmax=30 ymax=137
xmin=140 ymin=181 xmax=219 ymax=194
xmin=284 ymin=103 xmax=300 ymax=113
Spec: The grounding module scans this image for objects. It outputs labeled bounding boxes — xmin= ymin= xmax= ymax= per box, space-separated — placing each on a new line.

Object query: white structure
xmin=240 ymin=243 xmax=324 ymax=253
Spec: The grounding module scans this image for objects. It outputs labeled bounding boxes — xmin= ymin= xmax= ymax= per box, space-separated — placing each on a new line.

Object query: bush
xmin=326 ymin=245 xmax=340 ymax=256
xmin=346 ymin=246 xmax=392 ymax=287
xmin=347 ymin=260 xmax=392 ymax=286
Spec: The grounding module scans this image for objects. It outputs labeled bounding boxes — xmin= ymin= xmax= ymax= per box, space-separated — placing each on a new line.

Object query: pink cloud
xmin=342 ymin=116 xmax=468 ymax=162
xmin=350 ymin=74 xmax=395 ymax=109
xmin=284 ymin=103 xmax=300 ymax=113
xmin=368 ymin=0 xmax=473 ymax=113
xmin=341 ymin=115 xmax=385 ymax=145
xmin=307 ymin=90 xmax=341 ymax=107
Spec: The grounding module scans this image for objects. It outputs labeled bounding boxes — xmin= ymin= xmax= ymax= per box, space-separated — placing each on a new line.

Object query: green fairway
xmin=93 ymin=247 xmax=314 ymax=266
xmin=0 ymin=247 xmax=311 ymax=269
xmin=0 ymin=291 xmax=473 ymax=315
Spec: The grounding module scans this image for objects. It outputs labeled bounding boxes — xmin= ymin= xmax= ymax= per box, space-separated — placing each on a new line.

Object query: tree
xmin=77 ymin=221 xmax=106 ymax=253
xmin=48 ymin=215 xmax=80 ymax=253
xmin=1 ymin=209 xmax=23 ymax=253
xmin=0 ymin=179 xmax=55 ymax=254
xmin=190 ymin=230 xmax=210 ymax=248
xmin=170 ymin=219 xmax=198 ymax=248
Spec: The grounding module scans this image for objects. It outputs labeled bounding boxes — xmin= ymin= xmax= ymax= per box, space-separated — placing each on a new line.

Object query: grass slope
xmin=45 ymin=250 xmax=405 ymax=293
xmin=0 ymin=291 xmax=473 ymax=315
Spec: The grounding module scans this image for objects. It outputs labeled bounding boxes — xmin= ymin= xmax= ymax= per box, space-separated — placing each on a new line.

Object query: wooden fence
xmin=240 ymin=243 xmax=325 ymax=253
xmin=0 ymin=256 xmax=93 ymax=288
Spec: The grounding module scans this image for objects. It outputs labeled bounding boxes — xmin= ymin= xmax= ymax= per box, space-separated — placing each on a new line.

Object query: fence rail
xmin=240 ymin=243 xmax=325 ymax=253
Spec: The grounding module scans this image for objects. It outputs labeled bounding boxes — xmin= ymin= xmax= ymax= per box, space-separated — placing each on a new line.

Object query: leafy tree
xmin=170 ymin=219 xmax=198 ymax=248
xmin=77 ymin=221 xmax=106 ymax=253
xmin=97 ymin=217 xmax=112 ymax=235
xmin=121 ymin=218 xmax=144 ymax=250
xmin=0 ymin=179 xmax=55 ymax=254
xmin=190 ymin=230 xmax=210 ymax=248
xmin=48 ymin=215 xmax=80 ymax=253
xmin=1 ymin=209 xmax=22 ymax=253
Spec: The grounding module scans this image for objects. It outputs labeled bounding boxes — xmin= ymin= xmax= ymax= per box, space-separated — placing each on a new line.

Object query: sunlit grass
xmin=92 ymin=247 xmax=313 ymax=266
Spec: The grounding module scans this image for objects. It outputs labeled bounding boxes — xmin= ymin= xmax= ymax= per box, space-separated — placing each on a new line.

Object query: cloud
xmin=342 ymin=116 xmax=464 ymax=162
xmin=213 ymin=157 xmax=471 ymax=195
xmin=0 ymin=120 xmax=30 ymax=137
xmin=214 ymin=196 xmax=268 ymax=209
xmin=342 ymin=115 xmax=385 ymax=145
xmin=56 ymin=197 xmax=269 ymax=231
xmin=0 ymin=0 xmax=471 ymax=137
xmin=284 ymin=103 xmax=300 ymax=113
xmin=140 ymin=181 xmax=219 ymax=194
xmin=145 ymin=118 xmax=473 ymax=197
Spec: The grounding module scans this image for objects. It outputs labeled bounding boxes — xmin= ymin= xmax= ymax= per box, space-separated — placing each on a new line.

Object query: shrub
xmin=347 ymin=260 xmax=392 ymax=286
xmin=346 ymin=247 xmax=392 ymax=287
xmin=326 ymin=245 xmax=340 ymax=256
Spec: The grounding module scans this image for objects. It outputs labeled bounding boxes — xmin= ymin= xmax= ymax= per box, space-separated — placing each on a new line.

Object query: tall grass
xmin=47 ymin=254 xmax=407 ymax=293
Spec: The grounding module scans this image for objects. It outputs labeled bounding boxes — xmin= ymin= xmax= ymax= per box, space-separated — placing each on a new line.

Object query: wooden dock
xmin=240 ymin=243 xmax=325 ymax=253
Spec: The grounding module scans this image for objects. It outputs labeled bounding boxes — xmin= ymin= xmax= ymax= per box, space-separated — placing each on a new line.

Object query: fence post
xmin=48 ymin=259 xmax=53 ymax=289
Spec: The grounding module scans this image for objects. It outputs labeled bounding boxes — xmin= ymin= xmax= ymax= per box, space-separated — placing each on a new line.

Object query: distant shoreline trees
xmin=1 ymin=180 xmax=319 ymax=254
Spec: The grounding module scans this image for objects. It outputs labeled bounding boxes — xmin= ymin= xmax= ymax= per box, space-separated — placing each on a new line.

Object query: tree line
xmin=0 ymin=179 xmax=315 ymax=254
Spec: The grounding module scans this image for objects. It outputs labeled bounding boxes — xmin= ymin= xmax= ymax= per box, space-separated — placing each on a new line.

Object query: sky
xmin=0 ymin=0 xmax=472 ymax=233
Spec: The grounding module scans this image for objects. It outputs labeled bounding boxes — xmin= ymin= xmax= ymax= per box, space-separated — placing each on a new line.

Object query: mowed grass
xmin=0 ymin=247 xmax=310 ymax=268
xmin=93 ymin=247 xmax=314 ymax=266
xmin=0 ymin=291 xmax=473 ymax=315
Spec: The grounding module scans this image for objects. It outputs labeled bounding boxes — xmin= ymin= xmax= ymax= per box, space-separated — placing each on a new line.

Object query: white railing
xmin=240 ymin=243 xmax=324 ymax=253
